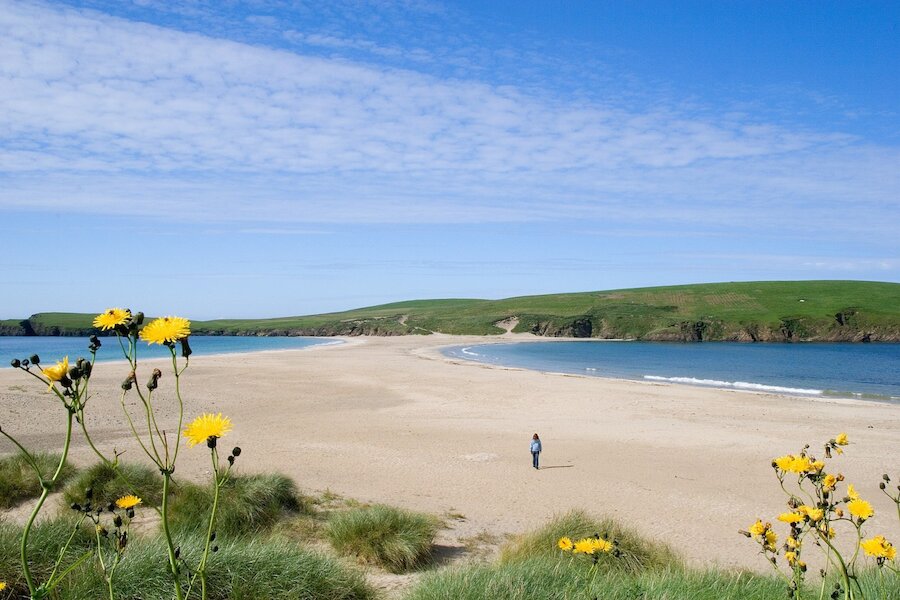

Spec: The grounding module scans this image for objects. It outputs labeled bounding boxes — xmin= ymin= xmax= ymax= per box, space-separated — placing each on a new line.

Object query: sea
xmin=1 ymin=335 xmax=340 ymax=365
xmin=442 ymin=341 xmax=900 ymax=402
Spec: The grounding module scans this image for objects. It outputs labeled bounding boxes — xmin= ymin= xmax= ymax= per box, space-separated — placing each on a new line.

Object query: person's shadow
xmin=539 ymin=464 xmax=574 ymax=469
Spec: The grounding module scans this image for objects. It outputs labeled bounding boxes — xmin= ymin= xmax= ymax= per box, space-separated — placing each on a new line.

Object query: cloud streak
xmin=0 ymin=0 xmax=897 ymax=241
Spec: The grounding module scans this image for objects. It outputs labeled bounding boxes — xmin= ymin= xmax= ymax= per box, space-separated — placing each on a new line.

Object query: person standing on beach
xmin=530 ymin=433 xmax=542 ymax=469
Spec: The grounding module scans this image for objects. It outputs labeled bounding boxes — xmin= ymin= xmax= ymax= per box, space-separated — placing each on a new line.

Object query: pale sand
xmin=1 ymin=334 xmax=898 ymax=571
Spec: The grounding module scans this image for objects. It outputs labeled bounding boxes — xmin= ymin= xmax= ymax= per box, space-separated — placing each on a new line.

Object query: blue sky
xmin=1 ymin=0 xmax=898 ymax=319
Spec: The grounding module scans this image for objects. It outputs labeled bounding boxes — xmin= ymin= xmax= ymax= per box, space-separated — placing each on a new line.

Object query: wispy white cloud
xmin=0 ymin=0 xmax=897 ymax=243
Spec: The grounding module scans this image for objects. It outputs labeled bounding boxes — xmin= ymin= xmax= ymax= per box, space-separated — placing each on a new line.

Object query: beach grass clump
xmin=501 ymin=509 xmax=680 ymax=574
xmin=0 ymin=516 xmax=94 ymax=595
xmin=326 ymin=504 xmax=439 ymax=573
xmin=169 ymin=473 xmax=309 ymax=537
xmin=406 ymin=556 xmax=789 ymax=600
xmin=62 ymin=461 xmax=163 ymax=508
xmin=0 ymin=452 xmax=76 ymax=508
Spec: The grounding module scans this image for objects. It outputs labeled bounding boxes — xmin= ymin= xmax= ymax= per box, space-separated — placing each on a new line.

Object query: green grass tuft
xmin=326 ymin=504 xmax=439 ymax=573
xmin=0 ymin=452 xmax=76 ymax=508
xmin=63 ymin=461 xmax=163 ymax=508
xmin=500 ymin=509 xmax=681 ymax=574
xmin=169 ymin=473 xmax=309 ymax=538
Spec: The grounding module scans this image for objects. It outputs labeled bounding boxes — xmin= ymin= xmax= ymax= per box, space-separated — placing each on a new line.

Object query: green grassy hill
xmin=3 ymin=281 xmax=899 ymax=341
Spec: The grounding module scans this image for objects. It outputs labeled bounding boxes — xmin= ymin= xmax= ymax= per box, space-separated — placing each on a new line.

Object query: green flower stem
xmin=170 ymin=348 xmax=185 ymax=466
xmin=818 ymin=533 xmax=854 ymax=600
xmin=47 ymin=550 xmax=92 ymax=593
xmin=198 ymin=447 xmax=222 ymax=600
xmin=46 ymin=514 xmax=88 ymax=587
xmin=20 ymin=410 xmax=74 ymax=595
xmin=160 ymin=472 xmax=184 ymax=600
xmin=0 ymin=428 xmax=42 ymax=477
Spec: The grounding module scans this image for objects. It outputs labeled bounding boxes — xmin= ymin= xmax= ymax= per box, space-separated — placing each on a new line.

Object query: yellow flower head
xmin=835 ymin=433 xmax=849 ymax=446
xmin=861 ymin=536 xmax=896 ymax=561
xmin=764 ymin=530 xmax=778 ymax=551
xmin=139 ymin=316 xmax=191 ymax=345
xmin=847 ymin=499 xmax=874 ymax=521
xmin=785 ymin=551 xmax=798 ymax=565
xmin=183 ymin=413 xmax=232 ymax=448
xmin=822 ymin=474 xmax=837 ymax=491
xmin=787 ymin=536 xmax=800 ymax=549
xmin=557 ymin=537 xmax=574 ymax=551
xmin=811 ymin=460 xmax=825 ymax=472
xmin=115 ymin=495 xmax=142 ymax=509
xmin=41 ymin=356 xmax=69 ymax=389
xmin=590 ymin=537 xmax=613 ymax=553
xmin=748 ymin=520 xmax=767 ymax=538
xmin=93 ymin=308 xmax=131 ymax=330
xmin=0 ymin=582 xmax=6 ymax=591
xmin=847 ymin=484 xmax=859 ymax=500
xmin=573 ymin=538 xmax=596 ymax=554
xmin=778 ymin=512 xmax=804 ymax=524
xmin=816 ymin=523 xmax=836 ymax=539
xmin=774 ymin=454 xmax=813 ymax=474
xmin=797 ymin=505 xmax=824 ymax=522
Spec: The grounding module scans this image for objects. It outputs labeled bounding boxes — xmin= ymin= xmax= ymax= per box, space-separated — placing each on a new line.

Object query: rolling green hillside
xmin=2 ymin=281 xmax=899 ymax=341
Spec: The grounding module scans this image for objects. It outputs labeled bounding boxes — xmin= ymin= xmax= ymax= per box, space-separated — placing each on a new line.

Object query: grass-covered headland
xmin=2 ymin=280 xmax=899 ymax=341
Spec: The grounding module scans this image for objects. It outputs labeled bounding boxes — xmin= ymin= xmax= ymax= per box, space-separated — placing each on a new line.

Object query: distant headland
xmin=2 ymin=280 xmax=899 ymax=342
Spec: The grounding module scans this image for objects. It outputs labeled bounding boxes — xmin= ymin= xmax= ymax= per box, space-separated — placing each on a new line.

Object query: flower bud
xmin=180 ymin=337 xmax=192 ymax=358
xmin=232 ymin=447 xmax=241 ymax=457
xmin=85 ymin=487 xmax=93 ymax=500
xmin=114 ymin=515 xmax=123 ymax=528
xmin=227 ymin=455 xmax=235 ymax=466
xmin=126 ymin=507 xmax=135 ymax=519
xmin=22 ymin=359 xmax=29 ymax=367
xmin=207 ymin=435 xmax=217 ymax=449
xmin=10 ymin=359 xmax=20 ymax=368
xmin=210 ymin=531 xmax=216 ymax=542
xmin=121 ymin=371 xmax=136 ymax=391
xmin=147 ymin=368 xmax=162 ymax=391
xmin=82 ymin=362 xmax=92 ymax=379
xmin=70 ymin=502 xmax=82 ymax=511
xmin=68 ymin=366 xmax=82 ymax=380
xmin=60 ymin=375 xmax=72 ymax=388
xmin=883 ymin=474 xmax=891 ymax=482
xmin=29 ymin=354 xmax=40 ymax=365
xmin=174 ymin=547 xmax=180 ymax=559
xmin=881 ymin=482 xmax=887 ymax=490
xmin=133 ymin=312 xmax=144 ymax=325
xmin=212 ymin=545 xmax=219 ymax=553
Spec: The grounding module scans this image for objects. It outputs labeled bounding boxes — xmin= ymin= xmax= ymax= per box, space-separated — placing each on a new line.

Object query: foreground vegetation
xmin=3 ymin=280 xmax=899 ymax=341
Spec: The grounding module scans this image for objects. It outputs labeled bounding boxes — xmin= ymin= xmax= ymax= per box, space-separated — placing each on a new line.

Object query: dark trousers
xmin=532 ymin=451 xmax=540 ymax=468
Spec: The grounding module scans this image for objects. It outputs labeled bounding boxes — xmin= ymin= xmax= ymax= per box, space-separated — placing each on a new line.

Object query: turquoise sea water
xmin=443 ymin=341 xmax=900 ymax=401
xmin=1 ymin=335 xmax=340 ymax=365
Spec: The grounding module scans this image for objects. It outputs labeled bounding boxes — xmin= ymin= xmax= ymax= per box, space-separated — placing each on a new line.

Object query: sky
xmin=1 ymin=0 xmax=898 ymax=319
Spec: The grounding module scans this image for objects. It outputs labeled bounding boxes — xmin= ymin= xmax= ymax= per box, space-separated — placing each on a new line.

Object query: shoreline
xmin=1 ymin=334 xmax=898 ymax=572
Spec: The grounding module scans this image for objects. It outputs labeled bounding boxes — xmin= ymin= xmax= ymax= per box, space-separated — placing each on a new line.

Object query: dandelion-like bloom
xmin=816 ymin=523 xmax=836 ymax=539
xmin=183 ymin=413 xmax=232 ymax=448
xmin=787 ymin=536 xmax=800 ymax=549
xmin=591 ymin=538 xmax=613 ymax=553
xmin=797 ymin=505 xmax=824 ymax=522
xmin=778 ymin=512 xmax=804 ymax=524
xmin=93 ymin=308 xmax=131 ymax=330
xmin=764 ymin=530 xmax=778 ymax=551
xmin=115 ymin=495 xmax=142 ymax=509
xmin=835 ymin=433 xmax=849 ymax=446
xmin=573 ymin=538 xmax=596 ymax=554
xmin=557 ymin=537 xmax=574 ymax=551
xmin=774 ymin=454 xmax=813 ymax=473
xmin=848 ymin=499 xmax=874 ymax=521
xmin=847 ymin=484 xmax=859 ymax=500
xmin=822 ymin=474 xmax=837 ymax=490
xmin=139 ymin=316 xmax=191 ymax=345
xmin=861 ymin=536 xmax=896 ymax=561
xmin=0 ymin=582 xmax=6 ymax=591
xmin=41 ymin=356 xmax=69 ymax=389
xmin=785 ymin=551 xmax=798 ymax=565
xmin=748 ymin=520 xmax=767 ymax=538
xmin=811 ymin=460 xmax=825 ymax=472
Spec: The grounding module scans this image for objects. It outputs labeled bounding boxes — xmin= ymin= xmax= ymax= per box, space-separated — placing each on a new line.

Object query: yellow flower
xmin=787 ymin=536 xmax=800 ymax=549
xmin=748 ymin=520 xmax=767 ymax=538
xmin=785 ymin=551 xmax=798 ymax=565
xmin=847 ymin=484 xmax=859 ymax=500
xmin=591 ymin=538 xmax=614 ymax=553
xmin=573 ymin=538 xmax=596 ymax=554
xmin=822 ymin=474 xmax=837 ymax=490
xmin=861 ymin=536 xmax=896 ymax=561
xmin=558 ymin=537 xmax=574 ymax=551
xmin=797 ymin=505 xmax=824 ymax=522
xmin=810 ymin=460 xmax=825 ymax=472
xmin=139 ymin=316 xmax=191 ymax=345
xmin=41 ymin=356 xmax=69 ymax=389
xmin=835 ymin=433 xmax=848 ymax=446
xmin=764 ymin=530 xmax=778 ymax=551
xmin=778 ymin=512 xmax=804 ymax=524
xmin=816 ymin=524 xmax=836 ymax=539
xmin=115 ymin=495 xmax=142 ymax=509
xmin=847 ymin=499 xmax=874 ymax=521
xmin=183 ymin=413 xmax=232 ymax=447
xmin=774 ymin=454 xmax=813 ymax=473
xmin=0 ymin=581 xmax=6 ymax=591
xmin=93 ymin=308 xmax=131 ymax=330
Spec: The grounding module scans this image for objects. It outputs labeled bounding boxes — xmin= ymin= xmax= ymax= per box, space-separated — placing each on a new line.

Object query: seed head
xmin=29 ymin=354 xmax=40 ymax=365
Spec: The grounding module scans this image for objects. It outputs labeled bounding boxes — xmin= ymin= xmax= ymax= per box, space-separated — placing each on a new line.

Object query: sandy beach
xmin=1 ymin=334 xmax=898 ymax=571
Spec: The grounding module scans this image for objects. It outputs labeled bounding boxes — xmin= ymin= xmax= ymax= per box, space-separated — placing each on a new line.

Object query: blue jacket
xmin=530 ymin=439 xmax=542 ymax=453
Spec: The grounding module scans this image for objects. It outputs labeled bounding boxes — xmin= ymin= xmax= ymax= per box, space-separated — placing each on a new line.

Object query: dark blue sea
xmin=1 ymin=335 xmax=340 ymax=365
xmin=443 ymin=341 xmax=900 ymax=402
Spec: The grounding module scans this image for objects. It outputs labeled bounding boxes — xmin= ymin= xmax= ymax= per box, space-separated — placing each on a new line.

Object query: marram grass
xmin=500 ymin=509 xmax=682 ymax=574
xmin=0 ymin=516 xmax=94 ymax=595
xmin=62 ymin=461 xmax=163 ymax=508
xmin=169 ymin=473 xmax=310 ymax=537
xmin=0 ymin=452 xmax=76 ymax=508
xmin=326 ymin=503 xmax=440 ymax=573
